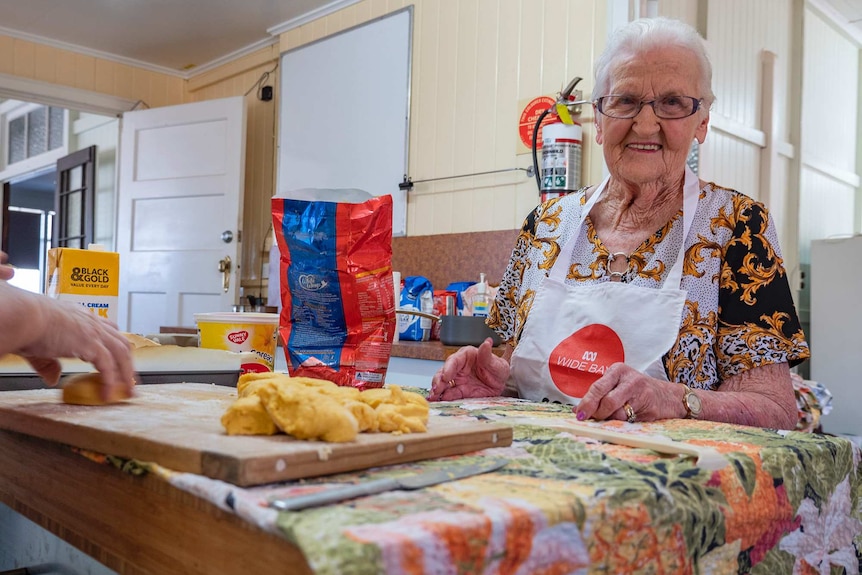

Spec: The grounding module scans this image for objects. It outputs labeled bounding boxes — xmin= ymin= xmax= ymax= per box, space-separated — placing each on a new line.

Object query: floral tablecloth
xmin=110 ymin=397 xmax=862 ymax=575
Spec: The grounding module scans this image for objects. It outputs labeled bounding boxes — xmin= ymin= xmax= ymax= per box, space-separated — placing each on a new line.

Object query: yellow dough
xmin=237 ymin=378 xmax=277 ymax=399
xmin=220 ymin=396 xmax=278 ymax=435
xmin=61 ymin=372 xmax=133 ymax=406
xmin=362 ymin=385 xmax=430 ymax=433
xmin=263 ymin=384 xmax=359 ymax=443
xmin=222 ymin=373 xmax=429 ymax=441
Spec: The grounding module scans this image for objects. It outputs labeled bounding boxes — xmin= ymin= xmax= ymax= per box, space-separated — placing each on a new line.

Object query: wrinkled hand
xmin=17 ymin=296 xmax=135 ymax=399
xmin=0 ymin=251 xmax=14 ymax=281
xmin=573 ymin=363 xmax=682 ymax=422
xmin=428 ymin=338 xmax=510 ymax=401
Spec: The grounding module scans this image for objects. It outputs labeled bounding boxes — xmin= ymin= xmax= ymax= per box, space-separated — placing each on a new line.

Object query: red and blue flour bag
xmin=272 ymin=191 xmax=396 ymax=389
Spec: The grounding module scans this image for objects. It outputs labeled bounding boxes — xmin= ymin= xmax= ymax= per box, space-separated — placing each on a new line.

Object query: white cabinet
xmin=810 ymin=236 xmax=862 ymax=436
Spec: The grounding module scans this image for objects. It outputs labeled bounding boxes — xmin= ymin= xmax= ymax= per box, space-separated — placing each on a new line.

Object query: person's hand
xmin=428 ymin=338 xmax=509 ymax=401
xmin=14 ymin=295 xmax=135 ymax=399
xmin=0 ymin=251 xmax=14 ymax=281
xmin=573 ymin=363 xmax=682 ymax=423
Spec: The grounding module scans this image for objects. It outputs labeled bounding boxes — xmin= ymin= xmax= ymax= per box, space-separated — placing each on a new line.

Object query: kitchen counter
xmin=159 ymin=326 xmax=503 ymax=390
xmin=160 ymin=326 xmax=500 ymax=362
xmin=391 ymin=339 xmax=451 ymax=361
xmin=392 ymin=339 xmax=508 ymax=361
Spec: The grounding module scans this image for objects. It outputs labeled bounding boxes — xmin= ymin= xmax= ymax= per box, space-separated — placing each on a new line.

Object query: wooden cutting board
xmin=0 ymin=384 xmax=512 ymax=487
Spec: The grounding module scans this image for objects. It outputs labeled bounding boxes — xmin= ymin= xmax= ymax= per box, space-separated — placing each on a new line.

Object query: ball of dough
xmin=61 ymin=372 xmax=133 ymax=405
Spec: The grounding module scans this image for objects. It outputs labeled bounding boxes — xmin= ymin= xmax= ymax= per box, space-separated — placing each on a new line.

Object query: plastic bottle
xmin=472 ymin=273 xmax=490 ymax=318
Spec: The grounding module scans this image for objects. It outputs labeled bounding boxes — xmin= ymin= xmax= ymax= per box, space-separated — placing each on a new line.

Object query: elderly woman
xmin=429 ymin=17 xmax=808 ymax=430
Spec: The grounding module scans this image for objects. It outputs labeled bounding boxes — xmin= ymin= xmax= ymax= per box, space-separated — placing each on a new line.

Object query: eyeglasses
xmin=595 ymin=95 xmax=703 ymax=119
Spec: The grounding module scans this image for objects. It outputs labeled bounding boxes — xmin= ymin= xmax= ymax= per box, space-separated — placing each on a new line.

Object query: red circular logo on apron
xmin=549 ymin=324 xmax=625 ymax=398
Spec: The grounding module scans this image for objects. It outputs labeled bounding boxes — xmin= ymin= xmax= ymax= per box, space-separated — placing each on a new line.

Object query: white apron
xmin=510 ymin=166 xmax=700 ymax=404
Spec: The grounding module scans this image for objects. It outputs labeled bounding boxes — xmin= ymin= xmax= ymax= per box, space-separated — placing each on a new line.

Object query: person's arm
xmin=0 ymin=280 xmax=134 ymax=395
xmin=696 ymin=362 xmax=797 ymax=428
xmin=707 ymin=196 xmax=805 ymax=428
xmin=575 ymin=361 xmax=797 ymax=429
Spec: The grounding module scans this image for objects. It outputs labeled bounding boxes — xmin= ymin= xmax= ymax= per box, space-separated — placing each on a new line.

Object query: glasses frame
xmin=595 ymin=95 xmax=704 ymax=120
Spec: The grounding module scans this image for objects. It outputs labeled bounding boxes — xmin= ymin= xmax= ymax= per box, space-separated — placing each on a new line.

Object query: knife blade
xmin=269 ymin=458 xmax=508 ymax=512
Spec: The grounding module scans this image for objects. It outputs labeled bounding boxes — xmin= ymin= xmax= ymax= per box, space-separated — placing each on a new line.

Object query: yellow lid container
xmin=194 ymin=312 xmax=279 ymax=373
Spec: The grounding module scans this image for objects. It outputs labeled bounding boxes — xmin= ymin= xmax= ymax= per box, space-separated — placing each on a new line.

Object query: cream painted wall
xmin=0 ymin=35 xmax=185 ymax=108
xmin=799 ymin=5 xmax=860 ymax=263
xmin=698 ymin=0 xmax=800 ymax=281
xmin=0 ymin=34 xmax=280 ymax=295
xmin=186 ymin=45 xmax=281 ymax=296
xmin=278 ymin=0 xmax=608 ymax=237
xmin=0 ymin=0 xmax=859 ymax=303
xmin=0 ymin=30 xmax=186 ymax=267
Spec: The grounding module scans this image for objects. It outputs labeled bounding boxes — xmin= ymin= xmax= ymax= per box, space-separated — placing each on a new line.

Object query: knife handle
xmin=270 ymin=477 xmax=400 ymax=512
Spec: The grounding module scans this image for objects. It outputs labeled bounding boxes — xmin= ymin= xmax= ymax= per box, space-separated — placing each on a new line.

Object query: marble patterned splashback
xmin=391 ymin=229 xmax=520 ymax=290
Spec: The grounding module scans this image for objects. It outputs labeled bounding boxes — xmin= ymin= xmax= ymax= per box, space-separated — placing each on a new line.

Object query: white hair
xmin=592 ymin=17 xmax=715 ymax=107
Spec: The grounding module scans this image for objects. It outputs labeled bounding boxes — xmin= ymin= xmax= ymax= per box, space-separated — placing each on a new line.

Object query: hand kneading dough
xmin=61 ymin=372 xmax=133 ymax=405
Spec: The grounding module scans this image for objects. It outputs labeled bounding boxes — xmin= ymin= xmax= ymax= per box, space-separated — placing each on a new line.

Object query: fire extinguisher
xmin=539 ymin=119 xmax=583 ymax=203
xmin=531 ymin=76 xmax=588 ymax=203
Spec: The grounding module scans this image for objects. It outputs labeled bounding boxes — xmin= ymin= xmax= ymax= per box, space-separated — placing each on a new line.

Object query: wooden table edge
xmin=0 ymin=429 xmax=313 ymax=575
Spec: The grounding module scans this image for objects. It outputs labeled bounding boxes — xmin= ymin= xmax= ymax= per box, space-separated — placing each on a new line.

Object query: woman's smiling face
xmin=595 ymin=46 xmax=709 ymax=187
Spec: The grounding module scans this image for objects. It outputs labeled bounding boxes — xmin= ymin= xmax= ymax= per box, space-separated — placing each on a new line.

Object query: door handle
xmin=218 ymin=256 xmax=231 ymax=292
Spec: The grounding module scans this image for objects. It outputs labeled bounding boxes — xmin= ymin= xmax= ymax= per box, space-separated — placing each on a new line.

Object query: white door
xmin=117 ymin=97 xmax=246 ymax=334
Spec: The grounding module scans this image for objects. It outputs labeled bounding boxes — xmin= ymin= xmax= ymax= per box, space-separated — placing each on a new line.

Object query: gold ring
xmin=447 ymin=379 xmax=456 ymax=389
xmin=624 ymin=402 xmax=636 ymax=424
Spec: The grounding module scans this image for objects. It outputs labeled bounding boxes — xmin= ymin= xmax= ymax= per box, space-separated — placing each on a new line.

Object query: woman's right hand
xmin=428 ymin=338 xmax=510 ymax=401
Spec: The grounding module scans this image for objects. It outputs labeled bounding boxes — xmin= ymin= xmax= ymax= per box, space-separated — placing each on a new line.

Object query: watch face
xmin=687 ymin=391 xmax=703 ymax=415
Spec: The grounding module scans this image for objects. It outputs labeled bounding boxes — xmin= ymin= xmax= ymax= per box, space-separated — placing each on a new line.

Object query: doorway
xmin=0 ymin=101 xmax=119 ymax=295
xmin=1 ymin=169 xmax=55 ymax=293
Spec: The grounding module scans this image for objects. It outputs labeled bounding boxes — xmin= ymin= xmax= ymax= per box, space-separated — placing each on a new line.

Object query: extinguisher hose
xmin=531 ymin=106 xmax=555 ymax=192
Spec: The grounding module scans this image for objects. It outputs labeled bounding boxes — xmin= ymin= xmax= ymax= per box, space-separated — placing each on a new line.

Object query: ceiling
xmin=814 ymin=0 xmax=862 ymax=41
xmin=0 ymin=1 xmax=858 ymax=78
xmin=0 ymin=0 xmax=358 ymax=76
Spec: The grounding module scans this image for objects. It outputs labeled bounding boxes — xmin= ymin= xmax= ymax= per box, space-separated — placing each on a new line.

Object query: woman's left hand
xmin=573 ymin=363 xmax=683 ymax=423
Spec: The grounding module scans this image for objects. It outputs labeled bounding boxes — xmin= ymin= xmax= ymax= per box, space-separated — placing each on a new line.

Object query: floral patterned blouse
xmin=487 ymin=180 xmax=810 ymax=391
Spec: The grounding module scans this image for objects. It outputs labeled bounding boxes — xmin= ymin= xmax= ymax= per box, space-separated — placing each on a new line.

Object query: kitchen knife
xmin=269 ymin=458 xmax=508 ymax=512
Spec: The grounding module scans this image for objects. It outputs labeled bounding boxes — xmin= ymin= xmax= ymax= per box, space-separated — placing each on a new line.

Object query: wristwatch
xmin=681 ymin=385 xmax=702 ymax=419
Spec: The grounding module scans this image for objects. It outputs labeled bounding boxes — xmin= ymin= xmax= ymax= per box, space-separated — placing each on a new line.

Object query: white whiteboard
xmin=277 ymin=8 xmax=412 ymax=236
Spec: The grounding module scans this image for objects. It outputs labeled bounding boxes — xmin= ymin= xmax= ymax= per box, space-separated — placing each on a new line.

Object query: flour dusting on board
xmin=0 ymin=384 xmax=513 ymax=486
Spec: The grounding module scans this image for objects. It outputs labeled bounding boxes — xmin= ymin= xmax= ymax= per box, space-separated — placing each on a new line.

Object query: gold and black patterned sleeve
xmin=716 ymin=198 xmax=810 ymax=376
